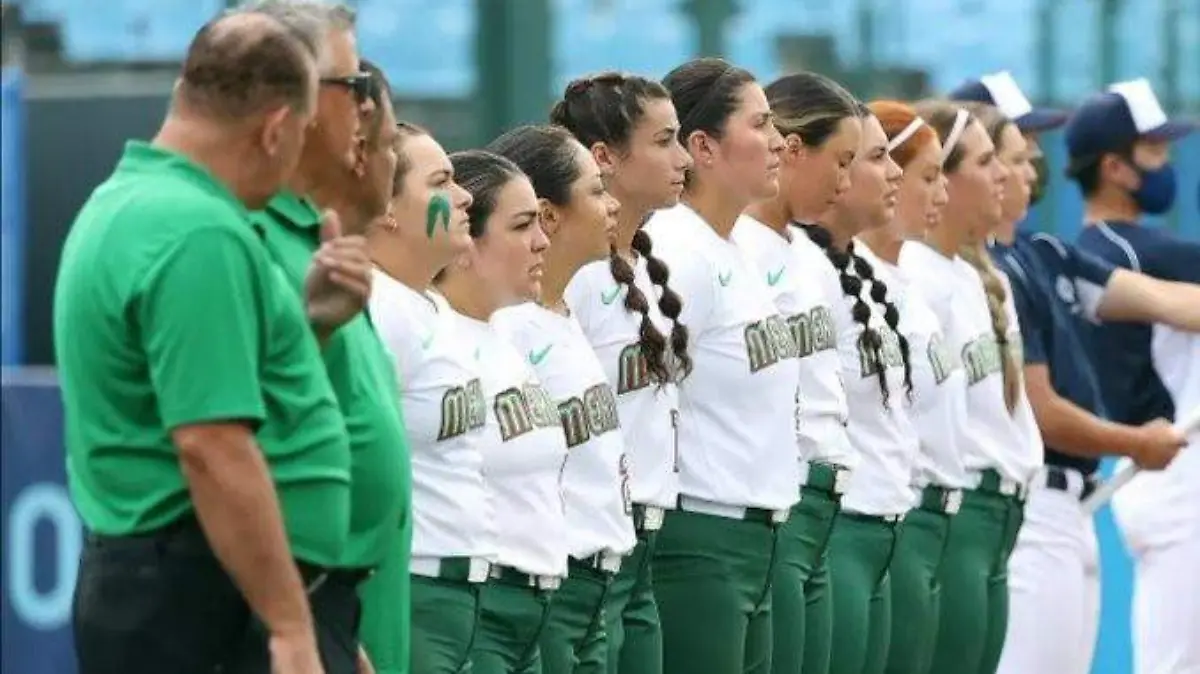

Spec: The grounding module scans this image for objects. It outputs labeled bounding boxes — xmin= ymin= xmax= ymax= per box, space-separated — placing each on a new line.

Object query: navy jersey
xmin=991 ymin=229 xmax=1116 ymax=475
xmin=1077 ymin=221 xmax=1200 ymax=425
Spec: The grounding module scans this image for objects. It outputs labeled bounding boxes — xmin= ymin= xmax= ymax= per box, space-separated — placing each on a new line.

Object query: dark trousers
xmin=72 ymin=517 xmax=362 ymax=674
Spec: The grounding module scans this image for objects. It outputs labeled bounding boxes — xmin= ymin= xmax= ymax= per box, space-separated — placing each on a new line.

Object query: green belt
xmin=803 ymin=461 xmax=846 ymax=495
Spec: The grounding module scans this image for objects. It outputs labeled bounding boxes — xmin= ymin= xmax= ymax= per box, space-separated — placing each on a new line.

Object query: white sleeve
xmin=368 ymin=286 xmax=422 ymax=383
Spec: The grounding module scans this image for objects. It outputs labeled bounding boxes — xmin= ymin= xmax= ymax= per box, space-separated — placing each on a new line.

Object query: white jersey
xmin=643 ymin=204 xmax=800 ymax=510
xmin=491 ymin=303 xmax=637 ymax=560
xmin=860 ymin=243 xmax=970 ymax=490
xmin=732 ymin=217 xmax=854 ymax=470
xmin=899 ymin=243 xmax=1031 ymax=485
xmin=794 ymin=229 xmax=915 ymax=517
xmin=451 ymin=312 xmax=569 ymax=577
xmin=565 ymin=256 xmax=681 ymax=510
xmin=369 ymin=272 xmax=493 ymax=562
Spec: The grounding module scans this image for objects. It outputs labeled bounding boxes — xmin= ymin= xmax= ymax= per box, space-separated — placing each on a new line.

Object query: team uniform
xmin=252 ymin=193 xmax=411 ymax=674
xmin=643 ymin=204 xmax=801 ymax=674
xmin=57 ymin=143 xmax=351 ymax=674
xmin=1113 ymin=326 xmax=1200 ymax=674
xmin=860 ymin=243 xmax=971 ymax=674
xmin=1076 ymin=224 xmax=1200 ymax=674
xmin=733 ymin=216 xmax=851 ymax=674
xmin=368 ymin=274 xmax=493 ymax=674
xmin=565 ymin=255 xmax=679 ymax=674
xmin=453 ymin=311 xmax=569 ymax=674
xmin=491 ymin=303 xmax=637 ymax=674
xmin=806 ymin=233 xmax=916 ymax=674
xmin=900 ymin=243 xmax=1034 ymax=674
xmin=990 ymin=230 xmax=1117 ymax=674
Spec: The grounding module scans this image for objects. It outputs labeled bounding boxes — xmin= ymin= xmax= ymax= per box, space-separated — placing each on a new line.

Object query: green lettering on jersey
xmin=557 ymin=382 xmax=621 ymax=449
xmin=961 ymin=335 xmax=1003 ymax=386
xmin=437 ymin=377 xmax=487 ymax=441
xmin=858 ymin=326 xmax=905 ymax=378
xmin=926 ymin=334 xmax=954 ymax=385
xmin=787 ymin=305 xmax=836 ymax=358
xmin=494 ymin=382 xmax=560 ymax=442
xmin=745 ymin=315 xmax=798 ymax=373
xmin=616 ymin=343 xmax=652 ymax=394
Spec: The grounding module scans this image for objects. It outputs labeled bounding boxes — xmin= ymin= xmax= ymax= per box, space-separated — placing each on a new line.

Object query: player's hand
xmin=356 ymin=645 xmax=375 ymax=674
xmin=1129 ymin=418 xmax=1185 ymax=471
xmin=268 ymin=627 xmax=325 ymax=674
xmin=305 ymin=209 xmax=372 ymax=339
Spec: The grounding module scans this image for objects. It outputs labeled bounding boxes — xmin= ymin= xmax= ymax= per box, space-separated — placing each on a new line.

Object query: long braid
xmin=631 ymin=228 xmax=691 ymax=379
xmin=848 ymin=242 xmax=915 ymax=402
xmin=801 ymin=224 xmax=893 ymax=405
xmin=607 ymin=243 xmax=673 ymax=386
xmin=961 ymin=242 xmax=1020 ymax=412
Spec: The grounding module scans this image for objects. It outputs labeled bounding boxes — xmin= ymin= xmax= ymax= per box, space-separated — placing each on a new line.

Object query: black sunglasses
xmin=320 ymin=73 xmax=377 ymax=104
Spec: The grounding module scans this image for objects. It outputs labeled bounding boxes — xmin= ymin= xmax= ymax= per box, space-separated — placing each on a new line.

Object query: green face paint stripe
xmin=426 ymin=192 xmax=452 ymax=238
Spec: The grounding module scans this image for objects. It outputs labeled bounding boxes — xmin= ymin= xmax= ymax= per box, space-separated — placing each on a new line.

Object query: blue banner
xmin=1 ymin=370 xmax=80 ymax=674
xmin=1 ymin=68 xmax=26 ymax=365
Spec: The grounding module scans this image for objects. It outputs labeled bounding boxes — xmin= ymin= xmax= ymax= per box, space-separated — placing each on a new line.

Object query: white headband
xmin=887 ymin=118 xmax=925 ymax=152
xmin=941 ymin=109 xmax=970 ymax=162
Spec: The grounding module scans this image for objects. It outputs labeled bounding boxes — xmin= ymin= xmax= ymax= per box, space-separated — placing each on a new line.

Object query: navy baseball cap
xmin=1065 ymin=78 xmax=1195 ymax=162
xmin=948 ymin=71 xmax=1068 ymax=132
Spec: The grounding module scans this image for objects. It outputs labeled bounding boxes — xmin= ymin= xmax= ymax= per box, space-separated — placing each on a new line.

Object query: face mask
xmin=1129 ymin=162 xmax=1177 ymax=215
xmin=1028 ymin=153 xmax=1049 ymax=206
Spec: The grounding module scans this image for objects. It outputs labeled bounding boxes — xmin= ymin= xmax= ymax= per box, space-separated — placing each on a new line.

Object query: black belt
xmin=918 ymin=485 xmax=962 ymax=515
xmin=1044 ymin=466 xmax=1097 ymax=501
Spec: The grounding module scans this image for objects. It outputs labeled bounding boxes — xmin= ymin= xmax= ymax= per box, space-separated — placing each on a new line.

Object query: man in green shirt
xmin=237 ymin=4 xmax=413 ymax=672
xmin=56 ymin=13 xmax=369 ymax=674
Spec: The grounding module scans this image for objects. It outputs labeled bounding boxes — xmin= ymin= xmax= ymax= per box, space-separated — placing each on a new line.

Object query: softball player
xmin=487 ymin=125 xmax=637 ymax=674
xmin=735 ymin=70 xmax=862 ymax=674
xmin=438 ymin=149 xmax=569 ymax=674
xmin=858 ymin=100 xmax=974 ymax=674
xmin=972 ymin=128 xmax=1200 ymax=674
xmin=363 ymin=124 xmax=493 ymax=674
xmin=643 ymin=57 xmax=800 ymax=674
xmin=551 ymin=72 xmax=691 ymax=674
xmin=1062 ymin=79 xmax=1199 ymax=674
xmin=896 ymin=101 xmax=1030 ymax=674
xmin=1114 ymin=326 xmax=1200 ymax=674
xmin=802 ymin=106 xmax=921 ymax=674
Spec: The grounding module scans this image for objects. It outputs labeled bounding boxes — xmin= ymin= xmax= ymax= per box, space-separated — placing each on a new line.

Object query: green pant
xmin=884 ymin=501 xmax=953 ymax=674
xmin=471 ymin=575 xmax=556 ymax=674
xmin=540 ymin=563 xmax=612 ymax=674
xmin=653 ymin=508 xmax=781 ymax=674
xmin=978 ymin=495 xmax=1024 ymax=674
xmin=928 ymin=488 xmax=1011 ymax=674
xmin=827 ymin=513 xmax=901 ymax=674
xmin=411 ymin=575 xmax=483 ymax=673
xmin=606 ymin=531 xmax=661 ymax=674
xmin=771 ymin=482 xmax=841 ymax=674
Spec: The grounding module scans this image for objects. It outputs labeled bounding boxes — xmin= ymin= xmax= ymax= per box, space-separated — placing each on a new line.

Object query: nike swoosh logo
xmin=767 ymin=266 xmax=785 ymax=286
xmin=420 ymin=333 xmax=434 ymax=350
xmin=601 ymin=285 xmax=622 ymax=305
xmin=528 ymin=344 xmax=553 ymax=365
xmin=718 ymin=271 xmax=733 ymax=287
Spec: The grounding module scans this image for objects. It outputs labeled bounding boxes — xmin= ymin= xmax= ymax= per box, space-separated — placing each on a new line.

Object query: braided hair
xmin=801 ymin=223 xmax=914 ymax=407
xmin=551 ymin=72 xmax=691 ymax=381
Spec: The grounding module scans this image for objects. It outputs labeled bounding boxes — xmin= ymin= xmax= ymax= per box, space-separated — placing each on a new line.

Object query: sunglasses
xmin=320 ymin=73 xmax=377 ymax=105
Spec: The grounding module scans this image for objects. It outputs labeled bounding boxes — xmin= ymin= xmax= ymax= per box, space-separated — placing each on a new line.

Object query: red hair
xmin=868 ymin=100 xmax=938 ymax=168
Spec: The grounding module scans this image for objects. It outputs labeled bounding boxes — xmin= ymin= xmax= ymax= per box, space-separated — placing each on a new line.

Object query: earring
xmin=383 ymin=214 xmax=398 ymax=231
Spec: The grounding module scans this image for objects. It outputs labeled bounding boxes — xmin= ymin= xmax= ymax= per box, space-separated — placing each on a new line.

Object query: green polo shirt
xmin=54 ymin=142 xmax=351 ymax=566
xmin=251 ymin=191 xmax=411 ymax=570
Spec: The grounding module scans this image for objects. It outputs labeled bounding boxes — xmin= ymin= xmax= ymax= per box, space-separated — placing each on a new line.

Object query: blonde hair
xmin=959 ymin=241 xmax=1021 ymax=412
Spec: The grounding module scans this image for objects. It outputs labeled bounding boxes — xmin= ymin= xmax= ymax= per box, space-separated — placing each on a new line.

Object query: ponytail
xmin=960 ymin=242 xmax=1021 ymax=412
xmin=801 ymin=224 xmax=914 ymax=406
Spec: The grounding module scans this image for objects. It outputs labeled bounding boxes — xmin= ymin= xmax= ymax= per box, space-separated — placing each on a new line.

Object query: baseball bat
xmin=1082 ymin=406 xmax=1200 ymax=514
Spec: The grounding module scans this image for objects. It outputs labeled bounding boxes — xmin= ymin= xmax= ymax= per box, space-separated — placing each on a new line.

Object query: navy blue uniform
xmin=990 ymin=229 xmax=1116 ymax=476
xmin=1076 ymin=221 xmax=1200 ymax=425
